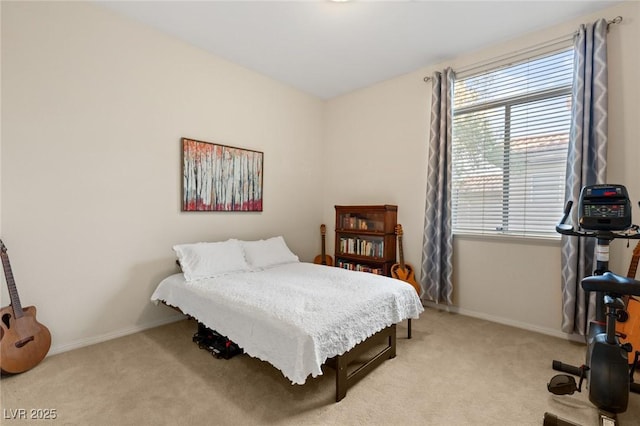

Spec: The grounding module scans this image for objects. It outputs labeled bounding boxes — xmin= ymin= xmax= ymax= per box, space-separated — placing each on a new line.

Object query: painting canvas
xmin=182 ymin=138 xmax=263 ymax=211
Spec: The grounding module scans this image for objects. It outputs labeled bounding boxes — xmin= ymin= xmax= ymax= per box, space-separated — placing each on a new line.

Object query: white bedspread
xmin=150 ymin=262 xmax=423 ymax=385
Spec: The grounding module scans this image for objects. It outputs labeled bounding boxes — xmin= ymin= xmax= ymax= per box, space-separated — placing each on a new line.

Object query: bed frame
xmin=160 ymin=301 xmax=398 ymax=402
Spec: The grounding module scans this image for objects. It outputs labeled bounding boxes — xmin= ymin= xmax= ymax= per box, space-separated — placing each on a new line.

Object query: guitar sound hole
xmin=15 ymin=336 xmax=35 ymax=348
xmin=2 ymin=313 xmax=11 ymax=329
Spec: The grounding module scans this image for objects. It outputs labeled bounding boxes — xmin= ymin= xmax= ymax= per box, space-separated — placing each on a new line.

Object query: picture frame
xmin=182 ymin=138 xmax=263 ymax=212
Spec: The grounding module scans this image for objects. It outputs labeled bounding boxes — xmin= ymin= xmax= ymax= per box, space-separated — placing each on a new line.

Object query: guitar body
xmin=391 ymin=224 xmax=421 ymax=295
xmin=391 ymin=263 xmax=420 ymax=295
xmin=313 ymin=254 xmax=334 ymax=266
xmin=0 ymin=239 xmax=51 ymax=374
xmin=0 ymin=305 xmax=52 ymax=374
xmin=616 ymin=241 xmax=640 ymax=363
xmin=617 ymin=297 xmax=640 ymax=359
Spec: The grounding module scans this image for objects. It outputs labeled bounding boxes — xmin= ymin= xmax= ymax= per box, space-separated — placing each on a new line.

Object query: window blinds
xmin=452 ymin=46 xmax=574 ymax=238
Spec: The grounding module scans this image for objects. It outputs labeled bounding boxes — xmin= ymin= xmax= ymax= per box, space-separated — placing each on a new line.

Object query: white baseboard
xmin=423 ymin=301 xmax=585 ymax=343
xmin=48 ymin=314 xmax=185 ymax=356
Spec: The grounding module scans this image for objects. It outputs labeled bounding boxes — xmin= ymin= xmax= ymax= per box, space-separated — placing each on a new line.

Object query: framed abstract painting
xmin=182 ymin=138 xmax=263 ymax=211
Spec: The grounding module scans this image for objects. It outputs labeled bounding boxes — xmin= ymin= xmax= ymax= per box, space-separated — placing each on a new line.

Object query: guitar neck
xmin=321 ymin=235 xmax=327 ymax=258
xmin=398 ymin=236 xmax=406 ymax=269
xmin=1 ymin=252 xmax=24 ymax=318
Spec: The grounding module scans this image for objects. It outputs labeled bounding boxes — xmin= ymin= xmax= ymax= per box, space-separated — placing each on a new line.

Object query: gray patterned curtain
xmin=421 ymin=68 xmax=455 ymax=305
xmin=561 ymin=18 xmax=609 ymax=335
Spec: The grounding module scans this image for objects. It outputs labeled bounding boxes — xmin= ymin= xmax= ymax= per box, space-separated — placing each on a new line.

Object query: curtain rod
xmin=423 ymin=15 xmax=623 ymax=83
xmin=607 ymin=15 xmax=623 ymax=30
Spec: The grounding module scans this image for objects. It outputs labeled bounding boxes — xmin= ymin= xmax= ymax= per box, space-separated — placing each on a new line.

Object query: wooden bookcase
xmin=334 ymin=205 xmax=397 ymax=276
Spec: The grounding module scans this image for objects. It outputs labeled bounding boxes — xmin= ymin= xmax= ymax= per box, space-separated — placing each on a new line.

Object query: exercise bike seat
xmin=582 ymin=271 xmax=640 ymax=296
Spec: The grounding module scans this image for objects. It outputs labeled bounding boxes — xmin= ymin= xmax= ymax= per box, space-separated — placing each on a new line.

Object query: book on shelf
xmin=336 ymin=260 xmax=384 ymax=275
xmin=338 ymin=237 xmax=383 ymax=258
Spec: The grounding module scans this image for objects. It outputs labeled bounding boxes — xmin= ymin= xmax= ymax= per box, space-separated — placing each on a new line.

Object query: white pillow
xmin=241 ymin=236 xmax=299 ymax=269
xmin=173 ymin=239 xmax=250 ymax=281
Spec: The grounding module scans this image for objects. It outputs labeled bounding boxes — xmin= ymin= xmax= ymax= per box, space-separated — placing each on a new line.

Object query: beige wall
xmin=1 ymin=2 xmax=324 ymax=353
xmin=2 ymin=1 xmax=638 ymax=354
xmin=324 ymin=1 xmax=639 ymax=337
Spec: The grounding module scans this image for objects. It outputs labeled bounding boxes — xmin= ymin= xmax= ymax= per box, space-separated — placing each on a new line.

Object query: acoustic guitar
xmin=616 ymin=240 xmax=640 ymax=363
xmin=313 ymin=224 xmax=333 ymax=266
xmin=0 ymin=239 xmax=51 ymax=374
xmin=390 ymin=225 xmax=421 ymax=295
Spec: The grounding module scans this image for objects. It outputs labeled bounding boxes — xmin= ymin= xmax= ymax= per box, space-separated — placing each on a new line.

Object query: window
xmin=452 ymin=47 xmax=574 ymax=238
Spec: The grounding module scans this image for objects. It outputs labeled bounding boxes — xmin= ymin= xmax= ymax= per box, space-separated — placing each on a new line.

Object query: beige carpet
xmin=2 ymin=309 xmax=639 ymax=425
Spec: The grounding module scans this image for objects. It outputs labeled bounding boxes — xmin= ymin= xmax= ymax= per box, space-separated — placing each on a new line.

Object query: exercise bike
xmin=544 ymin=184 xmax=640 ymax=426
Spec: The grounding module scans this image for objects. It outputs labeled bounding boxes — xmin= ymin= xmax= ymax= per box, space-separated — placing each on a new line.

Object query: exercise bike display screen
xmin=578 ymin=184 xmax=632 ymax=231
xmin=588 ymin=187 xmax=621 ymax=197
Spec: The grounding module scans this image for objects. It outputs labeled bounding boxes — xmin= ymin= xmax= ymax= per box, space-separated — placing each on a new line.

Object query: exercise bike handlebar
xmin=555 ymin=201 xmax=576 ymax=235
xmin=556 ymin=199 xmax=640 ymax=295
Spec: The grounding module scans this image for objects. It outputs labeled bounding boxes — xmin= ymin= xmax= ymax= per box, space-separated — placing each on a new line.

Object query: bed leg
xmin=336 ymin=355 xmax=348 ymax=402
xmin=390 ymin=323 xmax=397 ymax=359
xmin=334 ymin=324 xmax=397 ymax=402
xmin=407 ymin=318 xmax=412 ymax=339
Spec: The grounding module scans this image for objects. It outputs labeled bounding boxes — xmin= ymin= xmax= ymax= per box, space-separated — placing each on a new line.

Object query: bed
xmin=150 ymin=237 xmax=423 ymax=401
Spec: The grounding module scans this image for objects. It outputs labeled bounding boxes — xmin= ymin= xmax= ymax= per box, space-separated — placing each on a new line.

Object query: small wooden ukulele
xmin=313 ymin=224 xmax=333 ymax=266
xmin=616 ymin=240 xmax=640 ymax=362
xmin=0 ymin=239 xmax=51 ymax=374
xmin=390 ymin=225 xmax=420 ymax=295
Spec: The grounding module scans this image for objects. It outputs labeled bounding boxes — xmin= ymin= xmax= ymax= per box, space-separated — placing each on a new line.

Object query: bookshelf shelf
xmin=334 ymin=205 xmax=397 ymax=276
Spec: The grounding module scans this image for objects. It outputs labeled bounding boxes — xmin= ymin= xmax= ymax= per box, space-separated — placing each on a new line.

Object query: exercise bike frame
xmin=548 ymin=200 xmax=640 ymax=424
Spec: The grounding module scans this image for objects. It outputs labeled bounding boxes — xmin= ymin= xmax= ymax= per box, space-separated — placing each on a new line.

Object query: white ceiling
xmin=97 ymin=0 xmax=621 ymax=99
